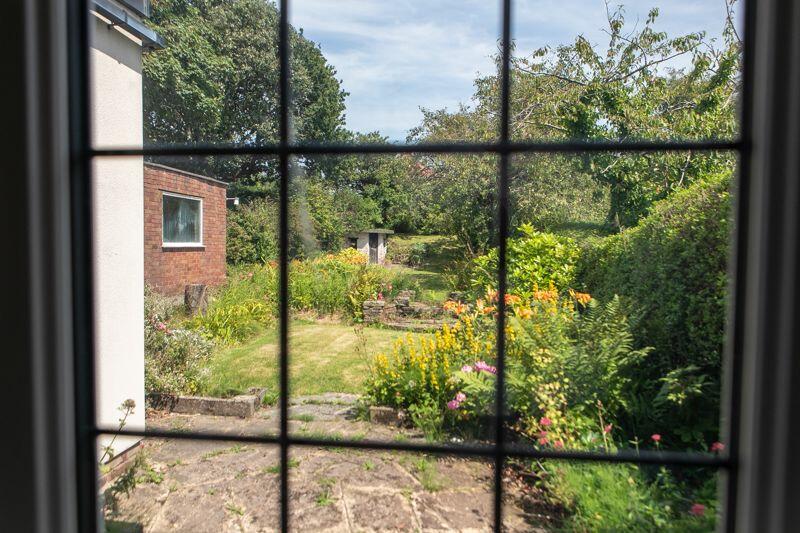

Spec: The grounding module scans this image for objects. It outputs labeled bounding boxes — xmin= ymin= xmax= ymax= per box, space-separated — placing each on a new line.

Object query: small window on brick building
xmin=162 ymin=192 xmax=202 ymax=246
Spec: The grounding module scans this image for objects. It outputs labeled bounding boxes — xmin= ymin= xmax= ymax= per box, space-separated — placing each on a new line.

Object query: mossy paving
xmin=102 ymin=395 xmax=550 ymax=532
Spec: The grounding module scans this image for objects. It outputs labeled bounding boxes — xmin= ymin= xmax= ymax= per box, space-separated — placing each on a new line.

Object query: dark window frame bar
xmin=69 ymin=0 xmax=754 ymax=530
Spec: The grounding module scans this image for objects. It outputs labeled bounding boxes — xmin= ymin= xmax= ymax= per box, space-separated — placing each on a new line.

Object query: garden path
xmin=105 ymin=394 xmax=551 ymax=532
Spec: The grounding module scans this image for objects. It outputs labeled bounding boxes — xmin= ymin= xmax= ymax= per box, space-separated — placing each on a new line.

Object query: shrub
xmin=471 ymin=225 xmax=580 ymax=297
xmin=144 ymin=288 xmax=213 ymax=395
xmin=201 ymin=249 xmax=389 ymax=340
xmin=578 ymin=172 xmax=732 ymax=445
xmin=544 ymin=462 xmax=715 ymax=532
xmin=188 ymin=299 xmax=271 ymax=344
xmin=366 ymin=289 xmax=647 ymax=445
xmin=226 ymin=198 xmax=279 ymax=264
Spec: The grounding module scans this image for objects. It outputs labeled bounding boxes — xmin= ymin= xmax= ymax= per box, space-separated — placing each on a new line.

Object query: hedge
xmin=578 ymin=171 xmax=732 ymax=444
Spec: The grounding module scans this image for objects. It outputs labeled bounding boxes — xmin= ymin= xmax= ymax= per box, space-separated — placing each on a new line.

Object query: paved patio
xmin=103 ymin=395 xmax=553 ymax=532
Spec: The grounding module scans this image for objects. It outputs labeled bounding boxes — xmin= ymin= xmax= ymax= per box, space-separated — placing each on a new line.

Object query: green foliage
xmin=367 ymin=291 xmax=646 ymax=443
xmin=545 ymin=462 xmax=716 ymax=532
xmin=226 ymin=198 xmax=279 ymax=264
xmin=507 ymin=5 xmax=740 ymax=227
xmin=188 ymin=299 xmax=272 ymax=344
xmin=471 ymin=226 xmax=580 ymax=296
xmin=408 ymin=399 xmax=445 ymax=442
xmin=144 ymin=287 xmax=213 ymax=395
xmin=215 ymin=249 xmax=389 ymax=326
xmin=143 ymin=0 xmax=347 ymax=177
xmin=409 ymin=4 xmax=740 ymax=241
xmin=578 ymin=172 xmax=732 ymax=445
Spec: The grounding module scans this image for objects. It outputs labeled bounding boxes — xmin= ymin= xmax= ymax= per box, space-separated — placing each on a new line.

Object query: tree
xmin=143 ymin=0 xmax=348 ymax=180
xmin=507 ymin=3 xmax=740 ymax=227
xmin=411 ymin=2 xmax=741 ymax=247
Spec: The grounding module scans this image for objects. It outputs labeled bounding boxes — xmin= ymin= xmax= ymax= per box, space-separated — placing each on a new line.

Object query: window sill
xmin=162 ymin=244 xmax=205 ymax=251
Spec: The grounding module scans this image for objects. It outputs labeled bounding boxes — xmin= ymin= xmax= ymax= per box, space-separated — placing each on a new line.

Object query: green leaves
xmin=471 ymin=226 xmax=580 ymax=297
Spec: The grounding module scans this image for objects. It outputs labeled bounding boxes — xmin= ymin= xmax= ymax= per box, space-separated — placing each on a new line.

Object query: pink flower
xmin=603 ymin=424 xmax=613 ymax=434
xmin=455 ymin=392 xmax=467 ymax=403
xmin=537 ymin=437 xmax=549 ymax=446
xmin=446 ymin=399 xmax=460 ymax=410
xmin=689 ymin=503 xmax=706 ymax=517
xmin=539 ymin=417 xmax=552 ymax=427
xmin=651 ymin=434 xmax=661 ymax=443
xmin=474 ymin=361 xmax=497 ymax=374
xmin=538 ymin=430 xmax=548 ymax=438
xmin=461 ymin=365 xmax=474 ymax=373
xmin=155 ymin=321 xmax=167 ymax=331
xmin=710 ymin=441 xmax=725 ymax=453
xmin=377 ymin=292 xmax=384 ymax=300
xmin=554 ymin=440 xmax=564 ymax=449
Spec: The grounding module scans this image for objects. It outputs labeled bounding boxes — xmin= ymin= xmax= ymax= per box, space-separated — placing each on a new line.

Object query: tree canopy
xmin=143 ymin=0 xmax=348 ymax=179
xmin=410 ymin=3 xmax=741 ymax=250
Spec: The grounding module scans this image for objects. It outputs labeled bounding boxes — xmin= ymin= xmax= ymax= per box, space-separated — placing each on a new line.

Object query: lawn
xmin=203 ymin=320 xmax=415 ymax=397
xmin=385 ymin=234 xmax=464 ymax=303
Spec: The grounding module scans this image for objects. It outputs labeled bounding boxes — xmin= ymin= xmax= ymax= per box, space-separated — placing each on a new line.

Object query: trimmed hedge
xmin=578 ymin=172 xmax=732 ymax=444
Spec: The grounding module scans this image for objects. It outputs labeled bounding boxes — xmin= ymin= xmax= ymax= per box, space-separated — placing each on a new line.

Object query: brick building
xmin=144 ymin=163 xmax=227 ymax=294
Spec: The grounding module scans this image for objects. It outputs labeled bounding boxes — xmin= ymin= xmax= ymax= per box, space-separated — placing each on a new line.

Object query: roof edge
xmin=144 ymin=162 xmax=228 ymax=187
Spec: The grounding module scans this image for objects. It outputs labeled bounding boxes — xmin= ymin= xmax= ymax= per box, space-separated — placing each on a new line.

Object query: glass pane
xmin=94 ymin=155 xmax=282 ymax=439
xmin=290 ymin=0 xmax=501 ymax=144
xmin=288 ymin=449 xmax=504 ymax=531
xmin=501 ymin=150 xmax=736 ymax=454
xmin=89 ymin=0 xmax=281 ymax=149
xmin=503 ymin=461 xmax=720 ymax=531
xmin=511 ymin=0 xmax=745 ymax=142
xmin=162 ymin=194 xmax=201 ymax=244
xmin=286 ymin=153 xmax=499 ymax=447
xmin=98 ymin=436 xmax=280 ymax=531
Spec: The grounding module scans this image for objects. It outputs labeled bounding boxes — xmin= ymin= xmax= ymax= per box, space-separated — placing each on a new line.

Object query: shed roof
xmin=347 ymin=229 xmax=395 ymax=237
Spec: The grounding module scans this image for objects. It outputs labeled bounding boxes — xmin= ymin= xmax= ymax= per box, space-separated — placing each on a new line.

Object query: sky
xmin=290 ymin=0 xmax=740 ymax=142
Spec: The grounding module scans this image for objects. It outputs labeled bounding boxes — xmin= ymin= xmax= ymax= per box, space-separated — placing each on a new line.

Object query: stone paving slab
xmin=106 ymin=396 xmax=550 ymax=532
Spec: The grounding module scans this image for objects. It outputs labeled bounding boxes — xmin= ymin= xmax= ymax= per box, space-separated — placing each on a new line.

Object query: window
xmin=161 ymin=192 xmax=202 ymax=246
xmin=72 ymin=0 xmax=760 ymax=531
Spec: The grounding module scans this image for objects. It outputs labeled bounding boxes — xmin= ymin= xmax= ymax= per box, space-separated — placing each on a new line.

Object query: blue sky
xmin=291 ymin=0 xmax=740 ymax=141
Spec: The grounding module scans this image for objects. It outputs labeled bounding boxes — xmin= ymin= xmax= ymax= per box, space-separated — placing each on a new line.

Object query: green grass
xmin=203 ymin=321 xmax=411 ymax=397
xmin=413 ymin=457 xmax=446 ymax=492
xmin=262 ymin=458 xmax=300 ymax=474
xmin=385 ymin=234 xmax=465 ymax=303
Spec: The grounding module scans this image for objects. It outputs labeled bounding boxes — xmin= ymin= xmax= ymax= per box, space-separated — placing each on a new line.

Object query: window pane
xmin=511 ymin=0 xmax=745 ymax=142
xmin=287 ymin=152 xmax=500 ymax=449
xmin=502 ymin=461 xmax=720 ymax=531
xmin=162 ymin=195 xmax=201 ymax=244
xmin=98 ymin=436 xmax=280 ymax=531
xmin=502 ymin=150 xmax=737 ymax=454
xmin=289 ymin=0 xmax=501 ymax=145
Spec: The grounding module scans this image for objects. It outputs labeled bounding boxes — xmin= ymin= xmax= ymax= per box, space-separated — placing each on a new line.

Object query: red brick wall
xmin=144 ymin=164 xmax=227 ymax=294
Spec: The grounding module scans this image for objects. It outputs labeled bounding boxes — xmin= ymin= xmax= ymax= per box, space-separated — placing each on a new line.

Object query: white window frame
xmin=161 ymin=191 xmax=203 ymax=247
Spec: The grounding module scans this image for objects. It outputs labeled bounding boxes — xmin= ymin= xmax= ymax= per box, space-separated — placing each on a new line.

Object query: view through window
xmin=79 ymin=0 xmax=749 ymax=530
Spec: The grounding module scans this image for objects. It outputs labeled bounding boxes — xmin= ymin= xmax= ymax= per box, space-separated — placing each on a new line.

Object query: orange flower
xmin=533 ymin=289 xmax=557 ymax=302
xmin=569 ymin=289 xmax=592 ymax=306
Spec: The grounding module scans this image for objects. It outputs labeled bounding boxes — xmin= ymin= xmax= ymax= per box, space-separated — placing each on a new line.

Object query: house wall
xmin=91 ymin=14 xmax=145 ymax=453
xmin=144 ymin=164 xmax=227 ymax=294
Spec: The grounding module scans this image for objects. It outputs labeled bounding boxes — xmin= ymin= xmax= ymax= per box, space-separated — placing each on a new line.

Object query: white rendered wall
xmin=91 ymin=15 xmax=145 ymax=455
